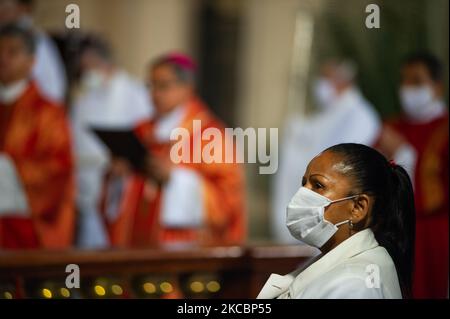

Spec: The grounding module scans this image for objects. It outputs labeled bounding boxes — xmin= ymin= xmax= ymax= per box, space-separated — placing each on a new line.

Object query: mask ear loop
xmin=332 ymin=195 xmax=358 ymax=223
xmin=331 ymin=195 xmax=359 ymax=236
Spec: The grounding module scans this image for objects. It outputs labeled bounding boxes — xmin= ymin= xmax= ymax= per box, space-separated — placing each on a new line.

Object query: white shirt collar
xmin=154 ymin=105 xmax=187 ymax=143
xmin=0 ymin=79 xmax=29 ymax=105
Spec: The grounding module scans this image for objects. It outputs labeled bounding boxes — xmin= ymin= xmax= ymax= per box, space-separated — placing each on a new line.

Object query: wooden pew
xmin=0 ymin=245 xmax=316 ymax=299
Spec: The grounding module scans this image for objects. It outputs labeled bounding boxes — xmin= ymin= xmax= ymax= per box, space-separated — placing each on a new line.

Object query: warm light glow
xmin=111 ymin=284 xmax=123 ymax=296
xmin=143 ymin=282 xmax=156 ymax=294
xmin=206 ymin=281 xmax=221 ymax=293
xmin=4 ymin=291 xmax=13 ymax=299
xmin=60 ymin=288 xmax=70 ymax=298
xmin=94 ymin=285 xmax=106 ymax=296
xmin=190 ymin=281 xmax=205 ymax=293
xmin=160 ymin=282 xmax=173 ymax=294
xmin=42 ymin=288 xmax=52 ymax=299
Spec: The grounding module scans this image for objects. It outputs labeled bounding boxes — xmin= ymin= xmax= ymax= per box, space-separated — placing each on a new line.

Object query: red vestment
xmin=103 ymin=97 xmax=246 ymax=247
xmin=0 ymin=82 xmax=75 ymax=249
xmin=389 ymin=113 xmax=449 ymax=298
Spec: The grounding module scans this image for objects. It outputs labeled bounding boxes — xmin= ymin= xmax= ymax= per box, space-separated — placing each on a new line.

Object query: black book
xmin=91 ymin=127 xmax=148 ymax=172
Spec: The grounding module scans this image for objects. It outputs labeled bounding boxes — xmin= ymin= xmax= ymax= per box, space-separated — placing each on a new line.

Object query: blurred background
xmin=33 ymin=0 xmax=448 ymax=240
xmin=0 ymin=0 xmax=448 ymax=299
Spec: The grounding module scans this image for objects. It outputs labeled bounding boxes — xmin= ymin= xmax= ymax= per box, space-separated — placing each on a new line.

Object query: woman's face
xmin=302 ymin=150 xmax=356 ymax=225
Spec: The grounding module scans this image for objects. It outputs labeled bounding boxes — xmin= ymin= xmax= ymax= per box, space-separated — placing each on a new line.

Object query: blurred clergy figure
xmin=103 ymin=53 xmax=246 ymax=247
xmin=272 ymin=59 xmax=381 ymax=243
xmin=0 ymin=0 xmax=67 ymax=103
xmin=71 ymin=37 xmax=153 ymax=248
xmin=378 ymin=52 xmax=449 ymax=299
xmin=0 ymin=25 xmax=74 ymax=249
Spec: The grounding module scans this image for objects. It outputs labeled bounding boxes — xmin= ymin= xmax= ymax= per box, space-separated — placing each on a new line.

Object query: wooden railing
xmin=0 ymin=245 xmax=317 ymax=299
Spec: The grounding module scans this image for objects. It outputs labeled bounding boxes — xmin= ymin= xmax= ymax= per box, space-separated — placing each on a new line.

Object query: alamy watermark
xmin=66 ymin=3 xmax=381 ymax=30
xmin=65 ymin=4 xmax=80 ymax=29
xmin=365 ymin=264 xmax=381 ymax=289
xmin=365 ymin=4 xmax=380 ymax=29
xmin=170 ymin=120 xmax=279 ymax=175
xmin=65 ymin=263 xmax=80 ymax=289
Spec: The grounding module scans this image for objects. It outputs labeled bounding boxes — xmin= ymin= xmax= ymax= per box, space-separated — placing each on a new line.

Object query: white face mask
xmin=313 ymin=78 xmax=336 ymax=110
xmin=81 ymin=69 xmax=107 ymax=90
xmin=399 ymin=85 xmax=435 ymax=119
xmin=286 ymin=187 xmax=357 ymax=248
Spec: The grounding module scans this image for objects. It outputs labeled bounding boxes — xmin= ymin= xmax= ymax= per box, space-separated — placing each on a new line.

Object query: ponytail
xmin=373 ymin=164 xmax=415 ymax=298
xmin=325 ymin=143 xmax=416 ymax=298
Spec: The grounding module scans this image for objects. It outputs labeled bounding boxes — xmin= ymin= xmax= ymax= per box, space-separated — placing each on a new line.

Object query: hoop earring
xmin=349 ymin=219 xmax=354 ymax=229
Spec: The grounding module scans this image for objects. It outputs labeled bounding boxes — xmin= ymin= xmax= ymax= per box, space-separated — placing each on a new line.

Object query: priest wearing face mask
xmin=70 ymin=37 xmax=153 ymax=248
xmin=0 ymin=0 xmax=67 ymax=103
xmin=258 ymin=143 xmax=415 ymax=299
xmin=378 ymin=52 xmax=448 ymax=299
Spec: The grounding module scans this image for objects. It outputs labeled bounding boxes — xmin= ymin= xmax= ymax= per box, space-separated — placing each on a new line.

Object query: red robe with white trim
xmin=0 ymin=82 xmax=75 ymax=249
xmin=103 ymin=97 xmax=246 ymax=247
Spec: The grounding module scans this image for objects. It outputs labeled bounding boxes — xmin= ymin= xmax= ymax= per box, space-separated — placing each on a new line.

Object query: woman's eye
xmin=314 ymin=182 xmax=324 ymax=189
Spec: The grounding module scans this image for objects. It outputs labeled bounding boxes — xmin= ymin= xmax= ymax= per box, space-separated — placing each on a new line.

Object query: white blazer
xmin=257 ymin=229 xmax=402 ymax=299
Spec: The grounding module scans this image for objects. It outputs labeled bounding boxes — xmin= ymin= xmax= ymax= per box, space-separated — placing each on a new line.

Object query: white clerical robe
xmin=32 ymin=30 xmax=67 ymax=103
xmin=71 ymin=70 xmax=153 ymax=248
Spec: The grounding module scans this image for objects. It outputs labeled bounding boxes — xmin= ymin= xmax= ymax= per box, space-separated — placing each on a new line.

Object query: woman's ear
xmin=350 ymin=194 xmax=370 ymax=225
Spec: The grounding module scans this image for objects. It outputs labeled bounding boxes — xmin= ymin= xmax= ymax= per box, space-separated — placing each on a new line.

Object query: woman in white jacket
xmin=258 ymin=143 xmax=415 ymax=299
